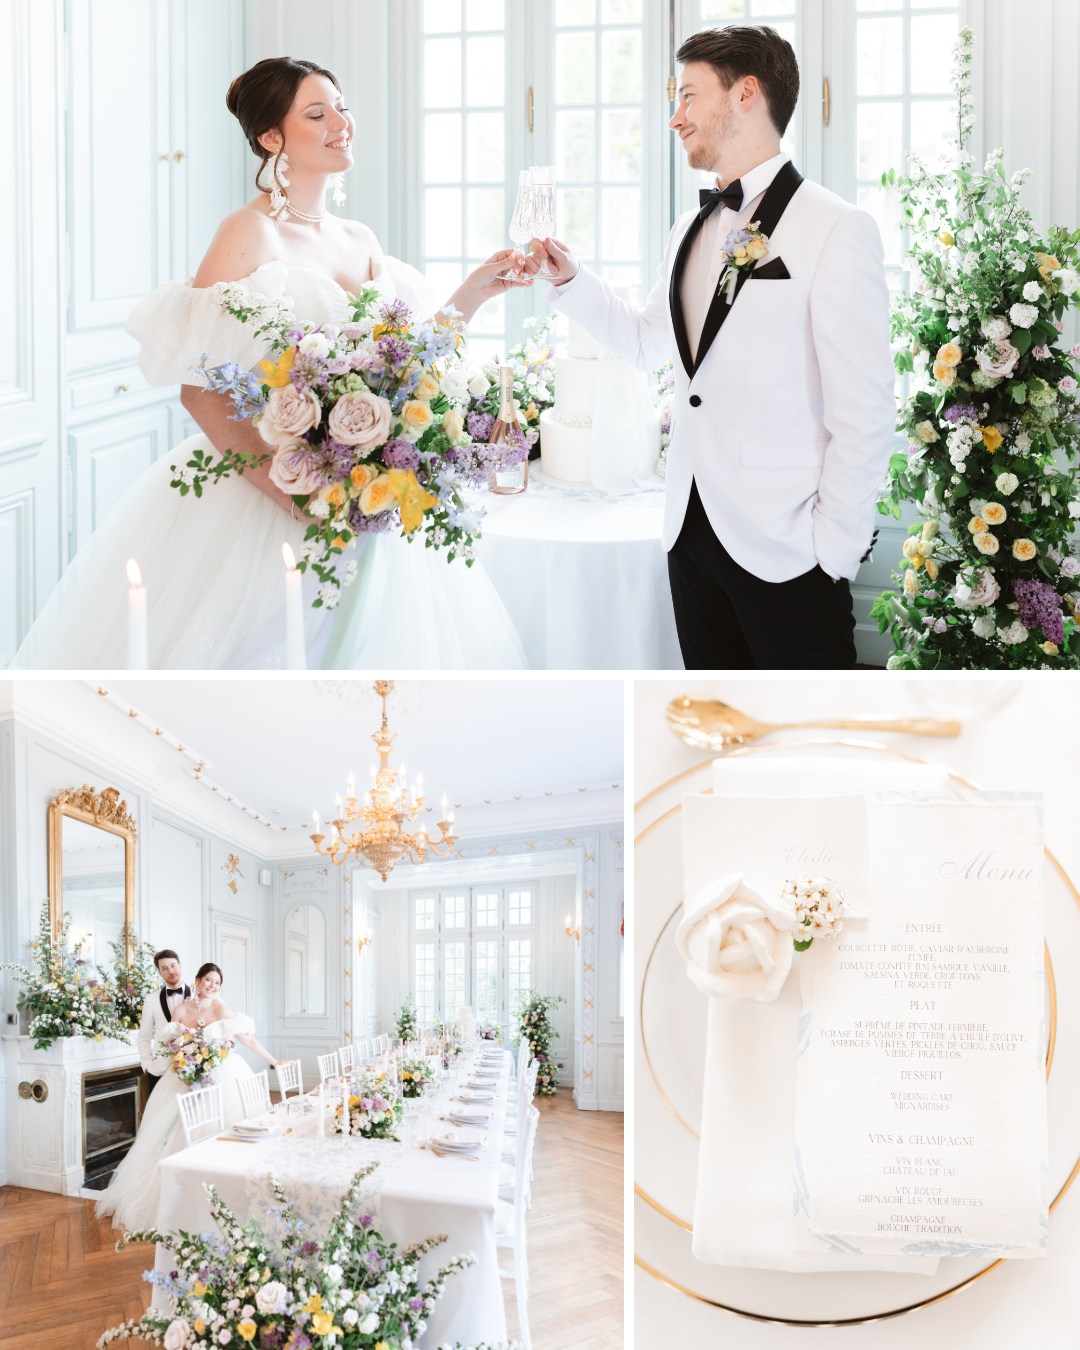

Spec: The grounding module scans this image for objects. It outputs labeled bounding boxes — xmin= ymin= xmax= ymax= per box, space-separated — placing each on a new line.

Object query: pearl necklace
xmin=284 ymin=201 xmax=326 ymax=225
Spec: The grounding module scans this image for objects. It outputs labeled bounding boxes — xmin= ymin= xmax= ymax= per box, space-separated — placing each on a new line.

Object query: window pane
xmin=508 ymin=938 xmax=532 ymax=1020
xmin=414 ymin=895 xmax=436 ymax=931
xmin=425 ymin=113 xmax=462 ymax=183
xmin=857 ymin=18 xmax=903 ymax=96
xmin=466 ymin=36 xmax=504 ymax=107
xmin=424 ymin=39 xmax=462 ymax=108
xmin=475 ymin=940 xmax=499 ymax=1022
xmin=856 ymin=0 xmax=900 ymax=9
xmin=507 ymin=888 xmax=532 ymax=925
xmin=858 ymin=184 xmax=903 ymax=269
xmin=414 ymin=942 xmax=437 ymax=1024
xmin=856 ymin=102 xmax=902 ymax=181
xmin=424 ymin=0 xmax=461 ymax=31
xmin=602 ymin=0 xmax=641 ymax=21
xmin=444 ymin=939 xmax=466 ymax=1017
xmin=601 ymin=108 xmax=642 ymax=180
xmin=423 ymin=262 xmax=462 ymax=303
xmin=468 ymin=287 xmax=506 ymax=336
xmin=750 ymin=0 xmax=796 ymax=12
xmin=556 ymin=32 xmax=596 ymax=104
xmin=556 ymin=0 xmax=596 ymax=22
xmin=557 ymin=109 xmax=596 ymax=182
xmin=602 ymin=30 xmax=642 ymax=104
xmin=603 ymin=187 xmax=641 ymax=259
xmin=467 ymin=0 xmax=504 ymax=28
xmin=700 ymin=0 xmax=746 ymax=19
xmin=425 ymin=188 xmax=462 ymax=256
xmin=444 ymin=893 xmax=467 ymax=928
xmin=910 ymin=99 xmax=956 ymax=171
xmin=467 ymin=111 xmax=505 ymax=181
xmin=910 ymin=15 xmax=959 ymax=95
xmin=475 ymin=890 xmax=499 ymax=927
xmin=559 ymin=187 xmax=597 ymax=257
xmin=467 ymin=187 xmax=506 ymax=256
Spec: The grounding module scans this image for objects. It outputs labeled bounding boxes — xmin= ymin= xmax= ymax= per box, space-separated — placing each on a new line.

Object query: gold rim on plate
xmin=634 ymin=738 xmax=1080 ymax=1325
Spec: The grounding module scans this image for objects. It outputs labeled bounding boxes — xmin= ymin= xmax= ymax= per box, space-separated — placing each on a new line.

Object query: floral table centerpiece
xmin=476 ymin=1023 xmax=501 ymax=1042
xmin=399 ymin=1057 xmax=435 ymax=1100
xmin=0 ymin=902 xmax=128 ymax=1050
xmin=467 ymin=314 xmax=556 ymax=463
xmin=394 ymin=993 xmax=419 ymax=1043
xmin=97 ymin=1165 xmax=475 ymax=1350
xmin=517 ymin=990 xmax=565 ymax=1097
xmin=871 ymin=27 xmax=1080 ymax=668
xmin=333 ymin=1071 xmax=401 ymax=1139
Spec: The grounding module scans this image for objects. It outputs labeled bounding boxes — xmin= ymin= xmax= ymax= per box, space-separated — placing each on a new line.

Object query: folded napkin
xmin=232 ymin=1117 xmax=274 ymax=1135
xmin=446 ymin=1109 xmax=490 ymax=1126
xmin=682 ymin=757 xmax=951 ymax=1275
xmin=458 ymin=1093 xmax=494 ymax=1105
xmin=430 ymin=1130 xmax=483 ymax=1154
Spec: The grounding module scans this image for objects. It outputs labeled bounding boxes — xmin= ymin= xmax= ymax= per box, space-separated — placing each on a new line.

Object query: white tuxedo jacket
xmin=138 ymin=984 xmax=190 ymax=1075
xmin=549 ymin=169 xmax=895 ymax=581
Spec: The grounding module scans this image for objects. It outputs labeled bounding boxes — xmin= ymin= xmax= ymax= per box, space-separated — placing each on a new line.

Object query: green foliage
xmin=518 ymin=989 xmax=566 ymax=1096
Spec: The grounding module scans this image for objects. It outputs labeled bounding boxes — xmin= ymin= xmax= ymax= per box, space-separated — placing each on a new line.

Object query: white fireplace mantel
xmin=2 ymin=1032 xmax=140 ymax=1194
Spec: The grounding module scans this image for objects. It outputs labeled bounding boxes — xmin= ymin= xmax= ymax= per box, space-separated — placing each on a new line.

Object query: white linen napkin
xmin=682 ymin=756 xmax=951 ymax=1274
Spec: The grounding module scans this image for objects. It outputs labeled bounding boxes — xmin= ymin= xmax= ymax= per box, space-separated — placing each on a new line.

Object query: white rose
xmin=1009 ymin=302 xmax=1038 ymax=328
xmin=298 ymin=332 xmax=332 ymax=359
xmin=163 ymin=1320 xmax=191 ymax=1350
xmin=343 ymin=1309 xmax=359 ymax=1325
xmin=952 ymin=569 xmax=1000 ymax=610
xmin=675 ymin=872 xmax=797 ymax=1003
xmin=257 ymin=384 xmax=323 ymax=449
xmin=995 ymin=472 xmax=1019 ymax=495
xmin=467 ymin=370 xmax=492 ymax=399
xmin=255 ymin=1281 xmax=289 ymax=1315
xmin=358 ymin=1313 xmax=380 ymax=1335
xmin=439 ymin=365 xmax=470 ymax=402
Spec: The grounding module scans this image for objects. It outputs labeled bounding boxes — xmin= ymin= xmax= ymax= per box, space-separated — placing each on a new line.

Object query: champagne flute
xmin=528 ymin=166 xmax=558 ymax=277
xmin=498 ymin=169 xmax=534 ymax=280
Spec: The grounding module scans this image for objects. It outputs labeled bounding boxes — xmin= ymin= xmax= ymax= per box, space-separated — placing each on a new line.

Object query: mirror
xmin=48 ymin=785 xmax=137 ymax=964
xmin=285 ymin=904 xmax=327 ymax=1015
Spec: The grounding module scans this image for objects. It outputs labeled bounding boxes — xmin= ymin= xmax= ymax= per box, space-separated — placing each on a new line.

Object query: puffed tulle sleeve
xmin=124 ymin=261 xmax=291 ymax=387
xmin=220 ymin=1014 xmax=256 ymax=1038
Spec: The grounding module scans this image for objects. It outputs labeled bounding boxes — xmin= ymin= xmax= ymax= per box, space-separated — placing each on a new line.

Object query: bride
xmin=13 ymin=57 xmax=529 ymax=670
xmin=96 ymin=962 xmax=278 ymax=1233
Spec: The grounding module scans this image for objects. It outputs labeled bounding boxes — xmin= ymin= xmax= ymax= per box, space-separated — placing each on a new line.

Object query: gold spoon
xmin=665 ymin=696 xmax=961 ymax=751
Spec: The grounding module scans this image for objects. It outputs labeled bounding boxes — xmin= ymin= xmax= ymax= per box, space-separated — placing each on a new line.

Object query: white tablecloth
xmin=153 ymin=1051 xmax=512 ymax=1347
xmin=476 ymin=469 xmax=682 ymax=670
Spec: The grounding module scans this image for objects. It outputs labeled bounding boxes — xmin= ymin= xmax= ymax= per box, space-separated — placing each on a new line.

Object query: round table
xmin=475 ymin=468 xmax=683 ymax=670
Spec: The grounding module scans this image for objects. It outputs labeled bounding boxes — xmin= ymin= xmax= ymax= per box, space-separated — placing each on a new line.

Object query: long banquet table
xmin=152 ymin=1049 xmax=512 ymax=1347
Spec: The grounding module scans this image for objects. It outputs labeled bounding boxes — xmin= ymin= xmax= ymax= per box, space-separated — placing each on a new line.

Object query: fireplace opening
xmin=82 ymin=1065 xmax=143 ymax=1190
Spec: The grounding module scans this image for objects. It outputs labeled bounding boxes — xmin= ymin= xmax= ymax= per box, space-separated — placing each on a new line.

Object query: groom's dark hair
xmin=154 ymin=948 xmax=180 ymax=971
xmin=676 ymin=25 xmax=800 ymax=137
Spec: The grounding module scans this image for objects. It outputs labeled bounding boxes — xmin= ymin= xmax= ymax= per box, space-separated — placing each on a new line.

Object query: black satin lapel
xmin=691 ymin=161 xmax=805 ymax=377
xmin=160 ymin=987 xmax=170 ymax=1021
xmin=669 ymin=208 xmax=711 ymax=379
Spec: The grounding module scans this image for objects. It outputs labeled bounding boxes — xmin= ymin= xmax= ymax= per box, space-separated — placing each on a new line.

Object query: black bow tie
xmin=166 ymin=988 xmax=184 ymax=998
xmin=699 ymin=180 xmax=743 ymax=214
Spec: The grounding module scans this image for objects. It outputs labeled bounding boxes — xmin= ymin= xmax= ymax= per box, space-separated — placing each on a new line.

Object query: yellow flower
xmin=903 ymin=569 xmax=921 ymax=597
xmin=909 ymin=553 xmax=925 ymax=570
xmin=330 ymin=533 xmax=351 ymax=550
xmin=1036 ymin=252 xmax=1061 ymax=280
xmin=442 ymin=407 xmax=465 ymax=440
xmin=902 ymin=537 xmax=919 ymax=560
xmin=350 ymin=463 xmax=380 ymax=491
xmin=194 ymin=1319 xmax=206 ymax=1335
xmin=925 ymin=557 xmax=939 ymax=581
xmin=386 ymin=468 xmax=438 ymax=534
xmin=193 ymin=1280 xmax=210 ymax=1298
xmin=311 ymin=1310 xmax=343 ymax=1337
xmin=258 ymin=347 xmax=296 ymax=389
xmin=1012 ymin=538 xmax=1037 ymax=561
xmin=974 ymin=531 xmax=1000 ymax=556
xmin=936 ymin=342 xmax=963 ymax=367
xmin=1041 ymin=641 xmax=1060 ymax=656
xmin=981 ymin=502 xmax=1007 ymax=525
xmin=978 ymin=425 xmax=1003 ymax=453
xmin=237 ymin=1321 xmax=258 ymax=1343
xmin=359 ymin=475 xmax=396 ymax=516
xmin=968 ymin=516 xmax=987 ymax=534
xmin=524 ymin=402 xmax=538 ymax=422
xmin=921 ymin=520 xmax=939 ymax=541
xmin=915 ymin=420 xmax=939 ymax=443
xmin=302 ymin=1293 xmax=324 ymax=1315
xmin=746 ymin=236 xmax=768 ymax=260
xmin=938 ymin=231 xmax=954 ymax=247
xmin=325 ymin=483 xmax=347 ymax=509
xmin=375 ymin=1343 xmax=390 ymax=1350
xmin=413 ymin=371 xmax=441 ymax=401
xmin=733 ymin=246 xmax=749 ymax=264
xmin=932 ymin=360 xmax=957 ymax=386
xmin=372 ymin=321 xmax=404 ymax=340
xmin=399 ymin=399 xmax=435 ymax=437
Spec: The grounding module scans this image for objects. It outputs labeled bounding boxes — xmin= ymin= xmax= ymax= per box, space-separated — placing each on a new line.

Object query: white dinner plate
xmin=635 ymin=741 xmax=1080 ymax=1324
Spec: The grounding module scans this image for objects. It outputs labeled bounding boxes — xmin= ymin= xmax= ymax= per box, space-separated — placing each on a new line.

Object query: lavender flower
xmin=466 ymin=411 xmax=495 ymax=441
xmin=376 ymin=335 xmax=411 ymax=367
xmin=300 ymin=1240 xmax=320 ymax=1257
xmin=1013 ymin=578 xmax=1064 ymax=645
xmin=943 ymin=403 xmax=978 ymax=424
xmin=383 ymin=438 xmax=420 ymax=472
xmin=364 ymin=1250 xmax=386 ymax=1275
xmin=348 ymin=503 xmax=397 ymax=535
xmin=378 ymin=297 xmax=413 ymax=328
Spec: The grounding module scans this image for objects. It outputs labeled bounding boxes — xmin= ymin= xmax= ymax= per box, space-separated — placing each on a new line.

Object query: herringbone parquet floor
xmin=0 ymin=1088 xmax=622 ymax=1349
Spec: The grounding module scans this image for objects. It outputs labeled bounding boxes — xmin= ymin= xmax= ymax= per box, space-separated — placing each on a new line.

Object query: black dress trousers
xmin=666 ymin=480 xmax=857 ymax=670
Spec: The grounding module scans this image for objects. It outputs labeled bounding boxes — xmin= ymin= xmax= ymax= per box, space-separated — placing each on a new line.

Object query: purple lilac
xmin=359 ymin=1214 xmax=375 ymax=1228
xmin=409 ymin=1297 xmax=425 ymax=1311
xmin=364 ymin=1250 xmax=386 ymax=1275
xmin=348 ymin=503 xmax=397 ymax=535
xmin=943 ymin=403 xmax=977 ymax=424
xmin=300 ymin=1240 xmax=320 ymax=1257
xmin=1013 ymin=578 xmax=1064 ymax=645
xmin=382 ymin=439 xmax=421 ymax=472
xmin=466 ymin=411 xmax=495 ymax=441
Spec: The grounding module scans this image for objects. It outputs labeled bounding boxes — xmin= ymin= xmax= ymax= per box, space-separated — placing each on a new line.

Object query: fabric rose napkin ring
xmin=675 ymin=871 xmax=849 ymax=1004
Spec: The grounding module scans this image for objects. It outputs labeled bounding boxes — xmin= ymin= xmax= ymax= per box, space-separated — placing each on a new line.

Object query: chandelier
xmin=310 ymin=681 xmax=457 ymax=882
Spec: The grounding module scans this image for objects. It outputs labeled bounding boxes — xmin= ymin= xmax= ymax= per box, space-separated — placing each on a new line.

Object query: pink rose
xmin=257 ymin=384 xmax=322 ymax=448
xmin=952 ymin=568 xmax=1000 ymax=610
xmin=1060 ymin=556 xmax=1080 ymax=578
xmin=976 ymin=339 xmax=1021 ymax=380
xmin=1070 ymin=344 xmax=1080 ymax=360
xmin=267 ymin=445 xmax=325 ymax=495
xmin=328 ymin=390 xmax=392 ymax=449
xmin=1060 ymin=376 xmax=1078 ymax=395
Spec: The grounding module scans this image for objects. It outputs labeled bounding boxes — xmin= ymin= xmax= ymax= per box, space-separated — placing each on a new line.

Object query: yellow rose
xmin=979 ymin=425 xmax=1003 ymax=453
xmin=968 ymin=516 xmax=987 ymax=534
xmin=400 ymin=399 xmax=435 ymax=438
xmin=921 ymin=520 xmax=939 ymax=541
xmin=1036 ymin=252 xmax=1061 ymax=280
xmin=936 ymin=342 xmax=963 ymax=367
xmin=359 ymin=475 xmax=396 ymax=516
xmin=925 ymin=557 xmax=939 ymax=581
xmin=350 ymin=463 xmax=380 ymax=492
xmin=442 ymin=407 xmax=465 ymax=440
xmin=524 ymin=402 xmax=538 ymax=421
xmin=915 ymin=420 xmax=939 ymax=443
xmin=237 ymin=1321 xmax=258 ymax=1343
xmin=938 ymin=231 xmax=954 ymax=246
xmin=974 ymin=531 xmax=1000 ymax=555
xmin=1012 ymin=538 xmax=1037 ymax=561
xmin=733 ymin=246 xmax=749 ymax=263
xmin=414 ymin=371 xmax=441 ymax=401
xmin=981 ymin=502 xmax=1007 ymax=525
xmin=194 ymin=1319 xmax=206 ymax=1335
xmin=325 ymin=483 xmax=347 ymax=509
xmin=746 ymin=236 xmax=768 ymax=260
xmin=902 ymin=536 xmax=919 ymax=560
xmin=910 ymin=553 xmax=925 ymax=570
xmin=932 ymin=360 xmax=957 ymax=386
xmin=1041 ymin=641 xmax=1060 ymax=656
xmin=903 ymin=569 xmax=921 ymax=597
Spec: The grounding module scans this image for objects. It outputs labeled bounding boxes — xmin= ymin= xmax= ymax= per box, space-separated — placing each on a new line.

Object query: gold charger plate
xmin=634 ymin=739 xmax=1080 ymax=1326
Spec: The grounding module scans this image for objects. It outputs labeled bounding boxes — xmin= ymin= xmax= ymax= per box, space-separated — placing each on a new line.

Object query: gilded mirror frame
xmin=48 ymin=785 xmax=137 ymax=960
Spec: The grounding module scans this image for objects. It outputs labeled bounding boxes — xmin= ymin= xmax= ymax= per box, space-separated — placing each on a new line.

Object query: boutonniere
xmin=718 ymin=221 xmax=771 ymax=301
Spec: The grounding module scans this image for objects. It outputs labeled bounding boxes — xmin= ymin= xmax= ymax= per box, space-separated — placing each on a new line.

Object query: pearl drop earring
xmin=330 ymin=173 xmax=347 ymax=208
xmin=269 ymin=149 xmax=290 ymax=221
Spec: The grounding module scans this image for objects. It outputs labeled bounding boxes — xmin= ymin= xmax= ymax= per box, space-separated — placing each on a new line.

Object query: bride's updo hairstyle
xmin=195 ymin=961 xmax=224 ymax=985
xmin=226 ymin=57 xmax=342 ymax=194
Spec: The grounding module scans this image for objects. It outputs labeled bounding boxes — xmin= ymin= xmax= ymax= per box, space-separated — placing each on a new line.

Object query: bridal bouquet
xmin=97 ymin=1165 xmax=476 ymax=1350
xmin=171 ymin=284 xmax=522 ymax=609
xmin=399 ymin=1056 xmax=435 ymax=1099
xmin=871 ymin=27 xmax=1080 ymax=668
xmin=333 ymin=1070 xmax=401 ymax=1138
xmin=159 ymin=1021 xmax=233 ymax=1088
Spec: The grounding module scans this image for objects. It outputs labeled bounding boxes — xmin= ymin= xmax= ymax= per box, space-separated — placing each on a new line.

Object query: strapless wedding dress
xmin=95 ymin=1015 xmax=259 ymax=1234
xmin=11 ymin=258 xmax=526 ymax=669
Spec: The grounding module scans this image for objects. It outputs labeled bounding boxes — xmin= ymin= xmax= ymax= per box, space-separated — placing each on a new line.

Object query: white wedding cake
xmin=540 ymin=298 xmax=661 ymax=491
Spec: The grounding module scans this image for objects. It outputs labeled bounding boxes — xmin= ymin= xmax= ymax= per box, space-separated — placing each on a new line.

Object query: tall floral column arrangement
xmin=106 ymin=924 xmax=159 ymax=1031
xmin=871 ymin=27 xmax=1080 ymax=668
xmin=518 ymin=990 xmax=565 ymax=1096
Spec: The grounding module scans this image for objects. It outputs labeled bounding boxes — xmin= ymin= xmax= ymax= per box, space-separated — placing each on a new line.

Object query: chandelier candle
xmin=489 ymin=365 xmax=527 ymax=495
xmin=311 ymin=681 xmax=457 ymax=882
xmin=281 ymin=542 xmax=306 ymax=670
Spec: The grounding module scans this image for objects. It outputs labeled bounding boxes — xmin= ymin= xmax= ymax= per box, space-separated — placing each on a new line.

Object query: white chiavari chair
xmin=318 ymin=1051 xmax=339 ymax=1084
xmin=496 ymin=1104 xmax=539 ymax=1348
xmin=237 ymin=1070 xmax=271 ymax=1120
xmin=176 ymin=1084 xmax=223 ymax=1147
xmin=338 ymin=1044 xmax=355 ymax=1076
xmin=503 ymin=1059 xmax=538 ymax=1160
xmin=275 ymin=1059 xmax=303 ymax=1100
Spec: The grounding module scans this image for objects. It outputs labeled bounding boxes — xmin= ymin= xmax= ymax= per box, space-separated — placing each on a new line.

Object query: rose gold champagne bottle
xmin=488 ymin=364 xmax=528 ymax=495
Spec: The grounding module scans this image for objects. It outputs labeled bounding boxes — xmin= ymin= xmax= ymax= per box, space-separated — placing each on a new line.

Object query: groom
xmin=138 ymin=948 xmax=191 ymax=1096
xmin=533 ymin=25 xmax=895 ymax=669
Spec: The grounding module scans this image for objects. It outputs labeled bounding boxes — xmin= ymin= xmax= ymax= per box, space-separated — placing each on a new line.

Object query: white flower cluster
xmin=947 ymin=422 xmax=978 ymax=470
xmin=781 ymin=875 xmax=846 ymax=941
